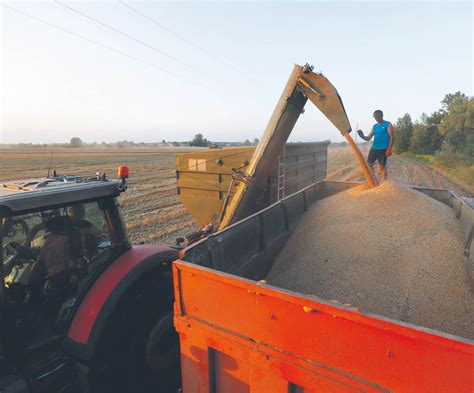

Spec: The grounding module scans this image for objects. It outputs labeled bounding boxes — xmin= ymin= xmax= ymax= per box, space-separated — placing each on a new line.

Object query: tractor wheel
xmin=88 ymin=271 xmax=180 ymax=393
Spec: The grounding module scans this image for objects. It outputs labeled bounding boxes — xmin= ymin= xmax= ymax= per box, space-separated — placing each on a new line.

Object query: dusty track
xmin=327 ymin=145 xmax=473 ymax=196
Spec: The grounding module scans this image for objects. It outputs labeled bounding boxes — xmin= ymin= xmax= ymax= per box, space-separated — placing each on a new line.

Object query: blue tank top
xmin=372 ymin=120 xmax=390 ymax=150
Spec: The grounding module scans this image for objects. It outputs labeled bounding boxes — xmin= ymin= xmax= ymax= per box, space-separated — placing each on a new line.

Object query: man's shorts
xmin=368 ymin=149 xmax=387 ymax=166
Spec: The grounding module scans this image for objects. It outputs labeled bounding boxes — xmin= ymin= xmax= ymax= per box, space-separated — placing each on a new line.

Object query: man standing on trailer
xmin=357 ymin=110 xmax=394 ymax=182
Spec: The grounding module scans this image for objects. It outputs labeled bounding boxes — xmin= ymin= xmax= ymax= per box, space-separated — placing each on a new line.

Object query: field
xmin=1 ymin=145 xmax=472 ymax=245
xmin=0 ymin=147 xmax=198 ymax=245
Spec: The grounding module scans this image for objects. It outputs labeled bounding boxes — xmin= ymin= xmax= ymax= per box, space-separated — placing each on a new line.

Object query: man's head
xmin=68 ymin=204 xmax=86 ymax=224
xmin=373 ymin=110 xmax=384 ymax=123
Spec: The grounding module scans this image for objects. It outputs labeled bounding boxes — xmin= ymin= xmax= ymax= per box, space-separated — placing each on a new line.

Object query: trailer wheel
xmin=145 ymin=312 xmax=180 ymax=373
xmin=128 ymin=311 xmax=181 ymax=393
xmin=88 ymin=271 xmax=180 ymax=393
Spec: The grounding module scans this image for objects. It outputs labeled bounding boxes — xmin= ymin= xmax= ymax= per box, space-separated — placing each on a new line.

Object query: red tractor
xmin=0 ymin=171 xmax=181 ymax=393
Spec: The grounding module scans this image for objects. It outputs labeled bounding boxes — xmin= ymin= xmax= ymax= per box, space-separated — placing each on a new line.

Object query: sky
xmin=1 ymin=0 xmax=472 ymax=144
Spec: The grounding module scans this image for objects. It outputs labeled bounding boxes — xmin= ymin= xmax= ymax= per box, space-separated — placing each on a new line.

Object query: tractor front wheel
xmin=88 ymin=271 xmax=180 ymax=393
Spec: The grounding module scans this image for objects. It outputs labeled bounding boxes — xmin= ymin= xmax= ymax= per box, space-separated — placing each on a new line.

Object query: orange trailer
xmin=174 ymin=180 xmax=474 ymax=392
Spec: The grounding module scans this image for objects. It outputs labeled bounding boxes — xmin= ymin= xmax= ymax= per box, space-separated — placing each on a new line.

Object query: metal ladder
xmin=277 ymin=145 xmax=286 ymax=201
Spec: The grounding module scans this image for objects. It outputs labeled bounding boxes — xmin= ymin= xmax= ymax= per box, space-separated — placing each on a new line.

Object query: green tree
xmin=410 ymin=122 xmax=443 ymax=154
xmin=441 ymin=91 xmax=467 ymax=112
xmin=438 ymin=95 xmax=473 ymax=157
xmin=393 ymin=113 xmax=413 ymax=153
xmin=425 ymin=110 xmax=445 ymax=126
xmin=190 ymin=133 xmax=210 ymax=147
xmin=70 ymin=137 xmax=82 ymax=148
xmin=410 ymin=123 xmax=430 ymax=153
xmin=426 ymin=125 xmax=444 ymax=153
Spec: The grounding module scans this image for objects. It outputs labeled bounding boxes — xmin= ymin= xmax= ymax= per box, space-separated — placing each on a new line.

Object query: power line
xmin=118 ymin=0 xmax=238 ymax=69
xmin=1 ymin=3 xmax=184 ymax=80
xmin=119 ymin=1 xmax=255 ymax=85
xmin=54 ymin=0 xmax=203 ymax=74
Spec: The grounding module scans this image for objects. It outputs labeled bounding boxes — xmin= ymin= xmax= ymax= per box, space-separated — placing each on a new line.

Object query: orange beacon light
xmin=118 ymin=166 xmax=129 ymax=180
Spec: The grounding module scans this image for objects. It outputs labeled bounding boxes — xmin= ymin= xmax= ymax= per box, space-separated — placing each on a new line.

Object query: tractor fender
xmin=63 ymin=244 xmax=178 ymax=361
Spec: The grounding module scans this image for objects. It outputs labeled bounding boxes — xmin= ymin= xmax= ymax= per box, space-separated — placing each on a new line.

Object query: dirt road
xmin=327 ymin=145 xmax=473 ymax=197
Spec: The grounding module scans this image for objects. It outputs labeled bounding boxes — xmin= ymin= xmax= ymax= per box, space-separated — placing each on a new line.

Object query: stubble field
xmin=0 ymin=147 xmax=198 ymax=245
xmin=1 ymin=145 xmax=471 ymax=246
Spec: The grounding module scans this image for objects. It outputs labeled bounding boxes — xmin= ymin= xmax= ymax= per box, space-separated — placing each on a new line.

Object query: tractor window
xmin=2 ymin=201 xmax=117 ymax=290
xmin=1 ymin=199 xmax=127 ymax=346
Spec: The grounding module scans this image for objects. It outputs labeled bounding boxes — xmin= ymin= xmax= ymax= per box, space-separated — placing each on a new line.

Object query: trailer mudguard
xmin=63 ymin=244 xmax=178 ymax=361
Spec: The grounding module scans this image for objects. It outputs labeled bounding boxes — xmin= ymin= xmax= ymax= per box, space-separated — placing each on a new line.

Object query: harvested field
xmin=1 ymin=144 xmax=471 ymax=247
xmin=266 ymin=182 xmax=474 ymax=339
xmin=0 ymin=147 xmax=200 ymax=245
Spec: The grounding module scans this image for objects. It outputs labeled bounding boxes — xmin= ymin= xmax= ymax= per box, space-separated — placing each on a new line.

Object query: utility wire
xmin=118 ymin=0 xmax=238 ymax=70
xmin=1 ymin=3 xmax=193 ymax=82
xmin=54 ymin=0 xmax=203 ymax=74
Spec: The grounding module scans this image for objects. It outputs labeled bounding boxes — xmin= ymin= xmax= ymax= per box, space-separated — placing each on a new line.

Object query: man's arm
xmin=357 ymin=127 xmax=374 ymax=142
xmin=386 ymin=123 xmax=394 ymax=156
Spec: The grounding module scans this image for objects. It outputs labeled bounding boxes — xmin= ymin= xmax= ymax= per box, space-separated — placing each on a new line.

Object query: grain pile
xmin=266 ymin=182 xmax=474 ymax=339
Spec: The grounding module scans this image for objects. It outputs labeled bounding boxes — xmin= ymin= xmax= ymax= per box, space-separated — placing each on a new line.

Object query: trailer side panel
xmin=173 ymin=261 xmax=473 ymax=393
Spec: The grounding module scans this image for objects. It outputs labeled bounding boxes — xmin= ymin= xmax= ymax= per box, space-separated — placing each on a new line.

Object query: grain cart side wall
xmin=180 ymin=180 xmax=359 ymax=279
xmin=173 ymin=260 xmax=473 ymax=393
xmin=176 ymin=142 xmax=329 ymax=227
xmin=451 ymin=193 xmax=474 ymax=279
xmin=175 ymin=180 xmax=474 ymax=392
xmin=181 ymin=180 xmax=474 ymax=290
xmin=411 ymin=186 xmax=474 ymax=281
xmin=176 ymin=147 xmax=254 ymax=227
xmin=268 ymin=142 xmax=329 ymax=201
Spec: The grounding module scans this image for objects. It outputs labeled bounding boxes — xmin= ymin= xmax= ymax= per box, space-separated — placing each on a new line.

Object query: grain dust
xmin=266 ymin=182 xmax=474 ymax=339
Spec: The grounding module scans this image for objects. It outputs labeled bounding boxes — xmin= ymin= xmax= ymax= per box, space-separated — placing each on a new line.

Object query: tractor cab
xmin=0 ymin=173 xmax=130 ymax=392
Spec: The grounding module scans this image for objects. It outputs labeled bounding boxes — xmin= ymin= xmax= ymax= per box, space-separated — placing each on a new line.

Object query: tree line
xmin=189 ymin=133 xmax=259 ymax=147
xmin=393 ymin=92 xmax=473 ymax=166
xmin=64 ymin=134 xmax=260 ymax=148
